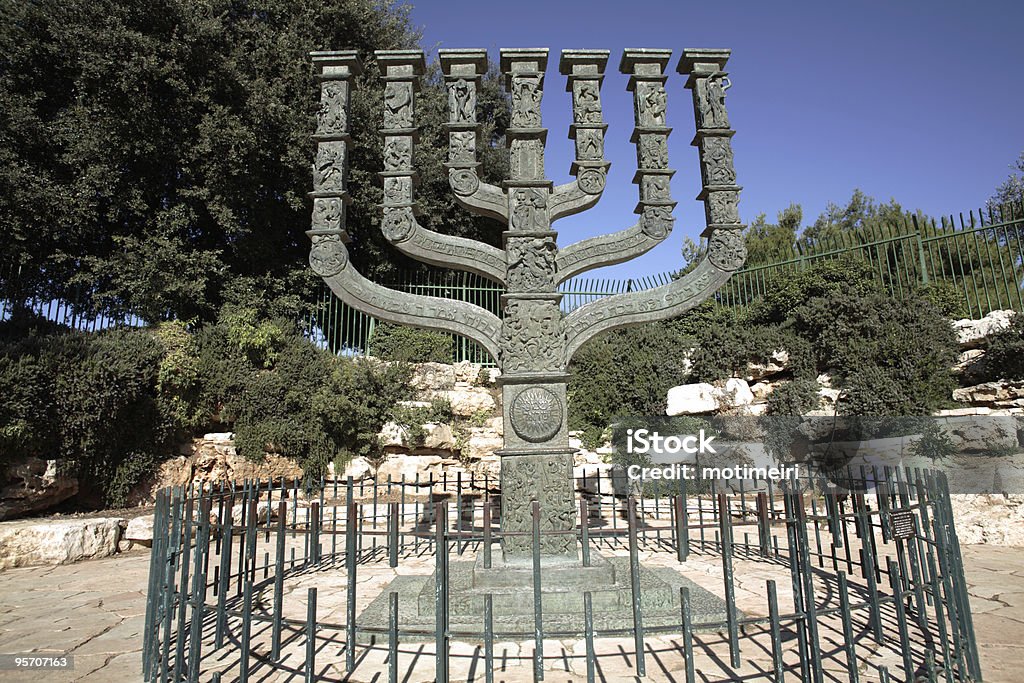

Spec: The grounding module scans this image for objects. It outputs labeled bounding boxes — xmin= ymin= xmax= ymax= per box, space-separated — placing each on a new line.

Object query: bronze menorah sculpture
xmin=307 ymin=47 xmax=746 ymax=566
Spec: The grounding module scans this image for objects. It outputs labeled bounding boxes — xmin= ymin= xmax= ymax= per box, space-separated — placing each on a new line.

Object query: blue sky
xmin=406 ymin=0 xmax=1023 ymax=279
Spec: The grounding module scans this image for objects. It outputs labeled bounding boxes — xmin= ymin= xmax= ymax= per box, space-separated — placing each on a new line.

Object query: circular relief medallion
xmin=449 ymin=169 xmax=480 ymax=196
xmin=708 ymin=229 xmax=747 ymax=271
xmin=577 ymin=168 xmax=606 ymax=195
xmin=641 ymin=206 xmax=673 ymax=239
xmin=510 ymin=387 xmax=563 ymax=443
xmin=309 ymin=234 xmax=348 ymax=277
xmin=382 ymin=208 xmax=414 ymax=242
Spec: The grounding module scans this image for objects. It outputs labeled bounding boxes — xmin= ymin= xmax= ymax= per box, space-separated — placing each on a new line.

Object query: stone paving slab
xmin=0 ymin=543 xmax=1021 ymax=682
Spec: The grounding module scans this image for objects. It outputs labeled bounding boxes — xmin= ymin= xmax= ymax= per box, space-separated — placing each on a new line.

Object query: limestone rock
xmin=719 ymin=378 xmax=754 ymax=408
xmin=379 ymin=421 xmax=410 ymax=448
xmin=451 ymin=361 xmax=482 ymax=384
xmin=745 ymin=349 xmax=789 ymax=381
xmin=409 ymin=362 xmax=456 ymax=391
xmin=953 ymin=309 xmax=1015 ymax=349
xmin=938 ymin=415 xmax=1021 ymax=452
xmin=124 ymin=516 xmax=154 ymax=547
xmin=948 ymin=494 xmax=1024 ymax=545
xmin=341 ymin=456 xmax=374 ymax=481
xmin=375 ymin=454 xmax=445 ymax=483
xmin=666 ymin=379 xmax=754 ymax=415
xmin=0 ymin=517 xmax=125 ymax=569
xmin=750 ymin=381 xmax=774 ymax=403
xmin=462 ymin=426 xmax=503 ymax=460
xmin=0 ymin=457 xmax=79 ymax=521
xmin=954 ymin=380 xmax=1024 ymax=409
xmin=430 ymin=386 xmax=497 ymax=417
xmin=666 ymin=383 xmax=719 ymax=415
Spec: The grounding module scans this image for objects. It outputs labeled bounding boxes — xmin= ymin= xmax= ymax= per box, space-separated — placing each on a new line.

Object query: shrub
xmin=766 ymin=378 xmax=820 ymax=416
xmin=748 ymin=257 xmax=879 ymax=325
xmin=568 ymin=322 xmax=693 ymax=442
xmin=914 ymin=281 xmax=969 ymax=319
xmin=688 ymin=324 xmax=813 ymax=383
xmin=981 ymin=312 xmax=1024 ymax=381
xmin=368 ymin=323 xmax=452 ymax=363
xmin=791 ymin=291 xmax=958 ymax=414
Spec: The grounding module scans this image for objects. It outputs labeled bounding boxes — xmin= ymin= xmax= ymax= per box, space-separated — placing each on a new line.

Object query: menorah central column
xmin=494 ymin=48 xmax=578 ymax=564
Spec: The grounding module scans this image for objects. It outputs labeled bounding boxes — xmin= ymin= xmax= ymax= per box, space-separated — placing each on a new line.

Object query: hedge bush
xmin=980 ymin=312 xmax=1024 ymax=381
xmin=0 ymin=307 xmax=418 ymax=506
xmin=369 ymin=322 xmax=452 ymax=363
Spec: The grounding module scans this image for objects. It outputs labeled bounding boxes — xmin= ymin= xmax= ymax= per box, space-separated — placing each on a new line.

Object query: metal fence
xmin=142 ymin=466 xmax=980 ymax=682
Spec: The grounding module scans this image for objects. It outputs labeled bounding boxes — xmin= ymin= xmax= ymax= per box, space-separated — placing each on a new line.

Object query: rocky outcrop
xmin=666 ymin=378 xmax=755 ymax=416
xmin=0 ymin=517 xmax=125 ymax=569
xmin=953 ymin=380 xmax=1024 ymax=410
xmin=953 ymin=309 xmax=1015 ymax=349
xmin=0 ymin=457 xmax=79 ymax=521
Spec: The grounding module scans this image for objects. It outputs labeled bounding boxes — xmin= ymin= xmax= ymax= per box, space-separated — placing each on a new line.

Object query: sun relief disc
xmin=510 ymin=386 xmax=563 ymax=443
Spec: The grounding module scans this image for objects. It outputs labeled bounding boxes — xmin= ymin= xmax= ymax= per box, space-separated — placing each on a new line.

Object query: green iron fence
xmin=4 ymin=201 xmax=1022 ymax=363
xmin=718 ymin=200 xmax=1024 ymax=316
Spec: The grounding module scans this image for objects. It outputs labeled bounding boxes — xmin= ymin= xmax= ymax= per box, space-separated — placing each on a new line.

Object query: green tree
xmin=0 ymin=0 xmax=509 ymax=324
xmin=987 ymin=151 xmax=1024 ymax=215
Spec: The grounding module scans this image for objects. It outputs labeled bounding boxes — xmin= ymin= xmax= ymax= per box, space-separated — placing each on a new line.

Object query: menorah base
xmin=356 ymin=554 xmax=733 ymax=639
xmin=471 ymin=545 xmax=615 ymax=589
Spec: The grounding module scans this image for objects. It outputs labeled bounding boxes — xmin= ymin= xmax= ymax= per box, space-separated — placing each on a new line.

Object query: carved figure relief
xmin=702 ymin=137 xmax=736 ymax=184
xmin=577 ymin=168 xmax=606 ymax=195
xmin=312 ymin=198 xmax=344 ymax=231
xmin=383 ymin=177 xmax=410 ymax=204
xmin=500 ymin=456 xmax=576 ymax=555
xmin=309 ymin=233 xmax=348 ymax=277
xmin=449 ymin=169 xmax=480 ymax=196
xmin=382 ymin=207 xmax=415 ymax=242
xmin=510 ymin=76 xmax=542 ymax=128
xmin=510 ymin=189 xmax=548 ymax=231
xmin=313 ymin=142 xmax=346 ymax=192
xmin=507 ymin=237 xmax=556 ymax=292
xmin=509 ymin=387 xmax=563 ymax=442
xmin=383 ymin=82 xmax=413 ymax=128
xmin=383 ymin=138 xmax=411 ymax=171
xmin=638 ymin=134 xmax=668 ymax=169
xmin=697 ymin=74 xmax=730 ymax=129
xmin=573 ymin=81 xmax=602 ymax=124
xmin=638 ymin=84 xmax=667 ymax=126
xmin=642 ymin=175 xmax=671 ymax=202
xmin=501 ymin=300 xmax=563 ymax=374
xmin=449 ymin=78 xmax=475 ymax=122
xmin=708 ymin=229 xmax=747 ymax=271
xmin=641 ymin=205 xmax=675 ymax=239
xmin=448 ymin=131 xmax=475 ymax=163
xmin=708 ymin=190 xmax=740 ymax=224
xmin=317 ymin=82 xmax=347 ymax=135
xmin=576 ymin=129 xmax=603 ymax=160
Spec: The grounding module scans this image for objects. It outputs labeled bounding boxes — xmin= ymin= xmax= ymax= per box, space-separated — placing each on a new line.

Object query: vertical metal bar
xmin=888 ymin=559 xmax=916 ymax=681
xmin=627 ymin=496 xmax=646 ymax=677
xmin=584 ymin=592 xmax=596 ymax=683
xmin=271 ymin=500 xmax=287 ymax=661
xmin=389 ymin=501 xmax=399 ymax=568
xmin=346 ymin=501 xmax=358 ymax=672
xmin=795 ymin=494 xmax=824 ymax=683
xmin=679 ymin=586 xmax=696 ymax=683
xmin=306 ymin=587 xmax=318 ymax=683
xmin=484 ymin=594 xmax=495 ymax=683
xmin=766 ymin=580 xmax=784 ymax=683
xmin=186 ymin=497 xmax=211 ymax=683
xmin=239 ymin=579 xmax=253 ymax=683
xmin=435 ymin=501 xmax=449 ymax=683
xmin=172 ymin=496 xmax=195 ymax=683
xmin=579 ymin=496 xmax=591 ymax=566
xmin=215 ymin=508 xmax=232 ymax=650
xmin=837 ymin=572 xmax=859 ymax=683
xmin=388 ymin=592 xmax=399 ymax=683
xmin=483 ymin=498 xmax=492 ymax=569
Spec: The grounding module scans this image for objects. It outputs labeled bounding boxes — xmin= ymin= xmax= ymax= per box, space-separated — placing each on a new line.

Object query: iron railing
xmin=141 ymin=466 xmax=981 ymax=682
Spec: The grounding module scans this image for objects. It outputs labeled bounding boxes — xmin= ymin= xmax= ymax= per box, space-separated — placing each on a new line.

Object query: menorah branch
xmin=441 ymin=50 xmax=509 ymax=223
xmin=555 ymin=49 xmax=676 ymax=282
xmin=376 ymin=50 xmax=506 ymax=283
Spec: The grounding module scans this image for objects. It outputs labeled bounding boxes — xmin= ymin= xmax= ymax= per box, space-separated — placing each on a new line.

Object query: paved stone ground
xmin=0 ymin=543 xmax=1020 ymax=682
